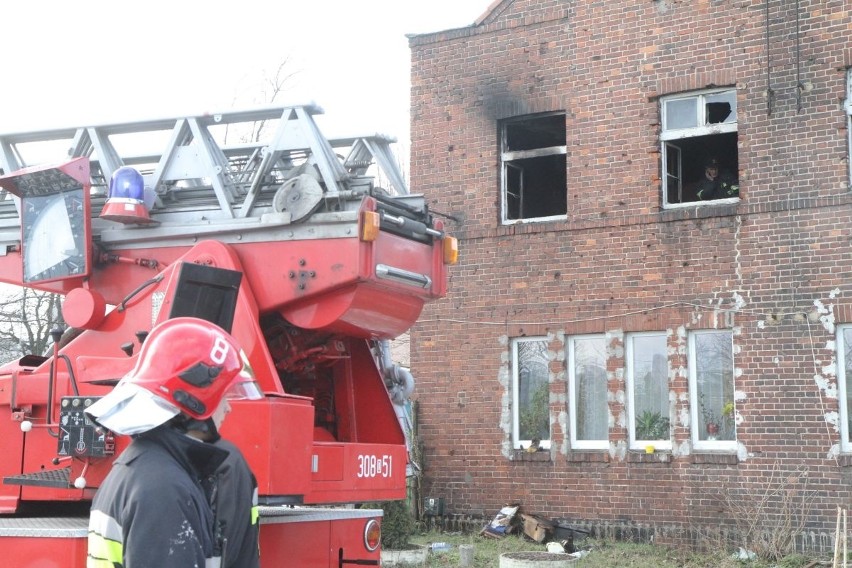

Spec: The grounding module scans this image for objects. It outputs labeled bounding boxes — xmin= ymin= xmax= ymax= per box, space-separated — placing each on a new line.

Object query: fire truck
xmin=0 ymin=105 xmax=456 ymax=566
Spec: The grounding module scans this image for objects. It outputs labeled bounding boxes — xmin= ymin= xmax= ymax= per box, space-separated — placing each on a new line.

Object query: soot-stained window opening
xmin=661 ymin=89 xmax=739 ymax=207
xmin=500 ymin=113 xmax=567 ymax=223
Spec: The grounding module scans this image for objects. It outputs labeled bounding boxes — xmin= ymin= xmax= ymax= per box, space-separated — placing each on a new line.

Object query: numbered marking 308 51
xmin=357 ymin=454 xmax=393 ymax=478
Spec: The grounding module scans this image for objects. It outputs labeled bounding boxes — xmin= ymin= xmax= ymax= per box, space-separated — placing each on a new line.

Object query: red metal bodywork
xmin=0 ymin=158 xmax=449 ymax=565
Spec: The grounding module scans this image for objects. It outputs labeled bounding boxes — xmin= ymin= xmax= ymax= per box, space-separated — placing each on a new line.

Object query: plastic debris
xmin=733 ymin=547 xmax=756 ymax=560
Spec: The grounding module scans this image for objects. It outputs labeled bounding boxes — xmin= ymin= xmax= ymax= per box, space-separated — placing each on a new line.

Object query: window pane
xmin=505 ymin=114 xmax=566 ymax=151
xmin=573 ymin=337 xmax=608 ymax=441
xmin=665 ymin=98 xmax=698 ymax=129
xmin=504 ymin=155 xmax=567 ymax=220
xmin=694 ymin=332 xmax=734 ymax=441
xmin=516 ymin=340 xmax=550 ymax=442
xmin=665 ymin=143 xmax=682 ymax=204
xmin=705 ymin=91 xmax=737 ymax=124
xmin=631 ymin=335 xmax=669 ymax=441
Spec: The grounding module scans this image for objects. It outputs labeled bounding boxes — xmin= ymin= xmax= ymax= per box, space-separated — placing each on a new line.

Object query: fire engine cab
xmin=0 ymin=105 xmax=456 ymax=567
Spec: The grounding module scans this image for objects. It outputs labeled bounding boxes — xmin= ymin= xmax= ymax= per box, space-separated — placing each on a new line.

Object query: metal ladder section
xmin=0 ymin=105 xmax=409 ymax=238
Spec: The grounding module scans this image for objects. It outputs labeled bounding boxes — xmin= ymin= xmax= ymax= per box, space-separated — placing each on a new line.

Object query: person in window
xmin=696 ymin=157 xmax=739 ymax=200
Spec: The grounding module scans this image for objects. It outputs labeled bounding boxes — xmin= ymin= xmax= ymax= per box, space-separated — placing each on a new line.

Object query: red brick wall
xmin=409 ymin=0 xmax=852 ymax=553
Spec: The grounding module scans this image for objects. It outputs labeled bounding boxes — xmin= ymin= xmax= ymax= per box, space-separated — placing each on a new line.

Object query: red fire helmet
xmin=87 ymin=317 xmax=263 ymax=435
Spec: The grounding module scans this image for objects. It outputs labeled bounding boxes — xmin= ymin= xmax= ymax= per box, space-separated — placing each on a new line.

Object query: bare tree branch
xmin=0 ymin=287 xmax=65 ymax=360
xmin=223 ymin=58 xmax=301 ymax=145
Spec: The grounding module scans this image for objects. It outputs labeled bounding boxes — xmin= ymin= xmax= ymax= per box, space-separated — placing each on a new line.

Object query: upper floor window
xmin=837 ymin=326 xmax=852 ymax=452
xmin=511 ymin=337 xmax=551 ymax=450
xmin=626 ymin=332 xmax=671 ymax=450
xmin=661 ymin=89 xmax=739 ymax=207
xmin=500 ymin=113 xmax=567 ymax=224
xmin=689 ymin=330 xmax=736 ymax=451
xmin=567 ymin=334 xmax=608 ymax=450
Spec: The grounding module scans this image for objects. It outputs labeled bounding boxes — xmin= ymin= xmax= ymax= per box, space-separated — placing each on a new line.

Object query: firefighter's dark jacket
xmin=696 ymin=172 xmax=739 ymax=200
xmin=88 ymin=425 xmax=229 ymax=568
xmin=212 ymin=438 xmax=261 ymax=568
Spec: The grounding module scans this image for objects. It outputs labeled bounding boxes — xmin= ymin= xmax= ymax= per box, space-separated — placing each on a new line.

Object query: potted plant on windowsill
xmin=698 ymin=393 xmax=720 ymax=440
xmin=705 ymin=418 xmax=720 ymax=439
xmin=635 ymin=410 xmax=670 ymax=441
xmin=699 ymin=396 xmax=734 ymax=441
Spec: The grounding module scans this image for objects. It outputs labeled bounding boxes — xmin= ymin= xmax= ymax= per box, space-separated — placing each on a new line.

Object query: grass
xmin=407 ymin=531 xmax=819 ymax=567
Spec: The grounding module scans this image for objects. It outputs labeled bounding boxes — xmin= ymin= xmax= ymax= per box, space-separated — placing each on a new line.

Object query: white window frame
xmin=567 ymin=334 xmax=609 ymax=450
xmin=837 ymin=325 xmax=852 ymax=452
xmin=500 ymin=113 xmax=567 ymax=225
xmin=510 ymin=337 xmax=552 ymax=451
xmin=626 ymin=332 xmax=671 ymax=451
xmin=688 ymin=329 xmax=736 ymax=452
xmin=660 ymin=88 xmax=739 ymax=209
xmin=845 ymin=70 xmax=852 ymax=186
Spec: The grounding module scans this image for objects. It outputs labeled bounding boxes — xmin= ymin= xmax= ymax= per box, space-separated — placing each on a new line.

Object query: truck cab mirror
xmin=0 ymin=157 xmax=92 ymax=285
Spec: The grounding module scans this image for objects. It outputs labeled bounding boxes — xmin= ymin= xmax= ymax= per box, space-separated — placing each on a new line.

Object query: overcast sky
xmin=0 ymin=0 xmax=490 ymax=143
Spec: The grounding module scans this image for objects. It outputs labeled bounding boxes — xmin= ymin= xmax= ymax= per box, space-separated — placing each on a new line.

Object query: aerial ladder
xmin=0 ymin=104 xmax=456 ymax=567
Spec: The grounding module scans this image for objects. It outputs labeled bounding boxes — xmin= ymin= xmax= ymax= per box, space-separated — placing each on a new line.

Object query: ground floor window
xmin=511 ymin=337 xmax=551 ymax=450
xmin=626 ymin=332 xmax=671 ymax=450
xmin=837 ymin=326 xmax=852 ymax=452
xmin=689 ymin=330 xmax=736 ymax=450
xmin=567 ymin=335 xmax=608 ymax=450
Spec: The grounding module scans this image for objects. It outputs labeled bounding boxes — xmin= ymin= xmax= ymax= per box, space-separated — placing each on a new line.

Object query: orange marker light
xmin=443 ymin=236 xmax=458 ymax=265
xmin=360 ymin=210 xmax=381 ymax=242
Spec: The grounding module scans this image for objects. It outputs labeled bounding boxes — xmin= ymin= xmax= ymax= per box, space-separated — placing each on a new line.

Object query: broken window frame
xmin=845 ymin=70 xmax=852 ymax=186
xmin=626 ymin=332 xmax=672 ymax=451
xmin=567 ymin=334 xmax=609 ymax=450
xmin=836 ymin=326 xmax=852 ymax=452
xmin=500 ymin=113 xmax=567 ymax=225
xmin=660 ymin=88 xmax=739 ymax=208
xmin=510 ymin=337 xmax=552 ymax=451
xmin=688 ymin=330 xmax=736 ymax=451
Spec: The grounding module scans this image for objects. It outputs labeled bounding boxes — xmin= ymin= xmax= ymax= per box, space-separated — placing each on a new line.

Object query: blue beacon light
xmin=100 ymin=166 xmax=154 ymax=224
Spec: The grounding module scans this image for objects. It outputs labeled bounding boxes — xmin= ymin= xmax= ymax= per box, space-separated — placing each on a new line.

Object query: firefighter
xmin=85 ymin=317 xmax=263 ymax=568
xmin=696 ymin=157 xmax=739 ymax=200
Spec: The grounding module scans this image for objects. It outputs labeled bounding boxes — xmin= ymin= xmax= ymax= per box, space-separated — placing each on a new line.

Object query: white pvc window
xmin=567 ymin=334 xmax=608 ymax=450
xmin=837 ymin=326 xmax=852 ymax=452
xmin=626 ymin=332 xmax=671 ymax=451
xmin=511 ymin=337 xmax=551 ymax=450
xmin=689 ymin=330 xmax=736 ymax=451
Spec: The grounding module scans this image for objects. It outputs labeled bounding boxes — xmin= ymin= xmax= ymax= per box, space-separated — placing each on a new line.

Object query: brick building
xmin=407 ymin=0 xmax=852 ymax=553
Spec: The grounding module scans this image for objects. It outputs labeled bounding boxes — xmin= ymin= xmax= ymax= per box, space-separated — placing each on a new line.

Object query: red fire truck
xmin=0 ymin=105 xmax=455 ymax=566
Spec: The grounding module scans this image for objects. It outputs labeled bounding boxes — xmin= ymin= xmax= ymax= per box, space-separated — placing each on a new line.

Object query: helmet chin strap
xmin=172 ymin=415 xmax=221 ymax=443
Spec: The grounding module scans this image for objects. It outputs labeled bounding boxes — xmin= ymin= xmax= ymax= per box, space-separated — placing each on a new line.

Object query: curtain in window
xmin=694 ymin=331 xmax=735 ymax=441
xmin=574 ymin=337 xmax=608 ymax=441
